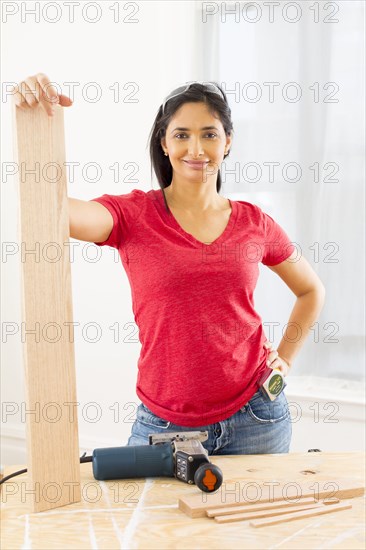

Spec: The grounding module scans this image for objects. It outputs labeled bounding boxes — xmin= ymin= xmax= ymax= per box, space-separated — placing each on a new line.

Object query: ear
xmin=160 ymin=137 xmax=166 ymax=152
xmin=225 ymin=132 xmax=233 ymax=150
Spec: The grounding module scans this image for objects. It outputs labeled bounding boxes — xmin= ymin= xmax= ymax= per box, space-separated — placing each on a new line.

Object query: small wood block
xmin=178 ymin=479 xmax=364 ymax=518
xmin=207 ymin=496 xmax=324 ymax=517
xmin=214 ymin=502 xmax=325 ymax=523
xmin=249 ymin=500 xmax=352 ymax=527
xmin=11 ymin=99 xmax=81 ymax=513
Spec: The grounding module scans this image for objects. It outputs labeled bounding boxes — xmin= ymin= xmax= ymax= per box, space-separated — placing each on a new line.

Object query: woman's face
xmin=161 ymin=101 xmax=232 ymax=184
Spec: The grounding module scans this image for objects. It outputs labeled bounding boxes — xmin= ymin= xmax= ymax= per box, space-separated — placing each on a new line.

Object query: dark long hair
xmin=147 ymin=82 xmax=234 ymax=204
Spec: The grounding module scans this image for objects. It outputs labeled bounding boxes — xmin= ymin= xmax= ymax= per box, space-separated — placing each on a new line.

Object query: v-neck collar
xmin=154 ymin=188 xmax=238 ymax=248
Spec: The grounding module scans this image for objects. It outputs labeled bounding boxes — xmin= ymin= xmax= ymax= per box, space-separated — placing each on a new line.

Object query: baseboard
xmin=0 ymin=424 xmax=128 ymax=468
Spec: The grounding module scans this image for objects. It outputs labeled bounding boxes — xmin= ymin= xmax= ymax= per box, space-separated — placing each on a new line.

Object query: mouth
xmin=183 ymin=160 xmax=210 ymax=168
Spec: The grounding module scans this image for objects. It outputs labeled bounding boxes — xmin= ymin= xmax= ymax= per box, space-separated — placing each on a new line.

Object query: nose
xmin=187 ymin=137 xmax=205 ymax=157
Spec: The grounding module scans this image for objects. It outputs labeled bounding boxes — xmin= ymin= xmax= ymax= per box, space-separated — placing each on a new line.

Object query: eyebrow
xmin=170 ymin=126 xmax=219 ymax=134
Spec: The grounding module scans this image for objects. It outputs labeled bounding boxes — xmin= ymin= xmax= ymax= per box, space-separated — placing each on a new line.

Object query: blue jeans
xmin=127 ymin=389 xmax=292 ymax=455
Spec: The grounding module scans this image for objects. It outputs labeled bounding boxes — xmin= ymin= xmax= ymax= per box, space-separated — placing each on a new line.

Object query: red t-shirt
xmin=90 ymin=188 xmax=295 ymax=427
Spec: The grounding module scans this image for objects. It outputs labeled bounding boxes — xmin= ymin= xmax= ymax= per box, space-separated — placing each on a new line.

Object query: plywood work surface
xmin=1 ymin=451 xmax=365 ymax=549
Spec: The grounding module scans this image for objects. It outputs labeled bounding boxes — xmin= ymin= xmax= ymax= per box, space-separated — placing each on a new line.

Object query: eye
xmin=174 ymin=133 xmax=218 ymax=139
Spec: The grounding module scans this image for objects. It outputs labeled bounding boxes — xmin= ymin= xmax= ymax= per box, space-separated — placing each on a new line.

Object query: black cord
xmin=80 ymin=454 xmax=92 ymax=463
xmin=0 ymin=467 xmax=28 ymax=484
xmin=0 ymin=452 xmax=93 ymax=485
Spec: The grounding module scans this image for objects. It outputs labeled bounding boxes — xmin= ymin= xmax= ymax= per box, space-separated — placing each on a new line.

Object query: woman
xmin=13 ymin=76 xmax=326 ymax=455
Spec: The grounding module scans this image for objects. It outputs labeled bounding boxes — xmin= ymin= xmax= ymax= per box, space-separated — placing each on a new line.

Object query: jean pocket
xmin=137 ymin=403 xmax=171 ymax=429
xmin=247 ymin=390 xmax=290 ymax=424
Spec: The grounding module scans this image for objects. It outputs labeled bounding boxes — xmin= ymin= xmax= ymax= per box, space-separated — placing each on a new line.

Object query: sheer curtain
xmin=196 ymin=0 xmax=364 ymax=381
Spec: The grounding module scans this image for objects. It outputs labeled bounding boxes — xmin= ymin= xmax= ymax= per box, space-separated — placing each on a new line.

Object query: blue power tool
xmin=91 ymin=430 xmax=223 ymax=493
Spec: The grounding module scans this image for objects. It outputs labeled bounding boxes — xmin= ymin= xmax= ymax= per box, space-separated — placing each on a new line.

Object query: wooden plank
xmin=250 ymin=500 xmax=353 ymax=528
xmin=11 ymin=99 xmax=81 ymax=512
xmin=206 ymin=496 xmax=330 ymax=517
xmin=214 ymin=502 xmax=326 ymax=523
xmin=179 ymin=478 xmax=364 ymax=518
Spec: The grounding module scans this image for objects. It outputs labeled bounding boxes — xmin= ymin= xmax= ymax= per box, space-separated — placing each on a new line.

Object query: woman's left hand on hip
xmin=263 ymin=340 xmax=291 ymax=377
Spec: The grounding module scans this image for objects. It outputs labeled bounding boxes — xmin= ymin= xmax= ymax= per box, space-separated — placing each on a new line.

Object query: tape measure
xmin=258 ymin=367 xmax=286 ymax=401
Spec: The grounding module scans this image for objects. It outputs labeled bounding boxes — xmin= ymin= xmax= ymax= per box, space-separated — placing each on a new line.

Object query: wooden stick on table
xmin=250 ymin=500 xmax=353 ymax=528
xmin=206 ymin=496 xmax=327 ymax=517
xmin=213 ymin=499 xmax=341 ymax=523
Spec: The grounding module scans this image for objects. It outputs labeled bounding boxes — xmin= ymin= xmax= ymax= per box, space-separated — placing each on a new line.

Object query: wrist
xmin=277 ymin=353 xmax=292 ymax=370
xmin=282 ymin=357 xmax=292 ymax=369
